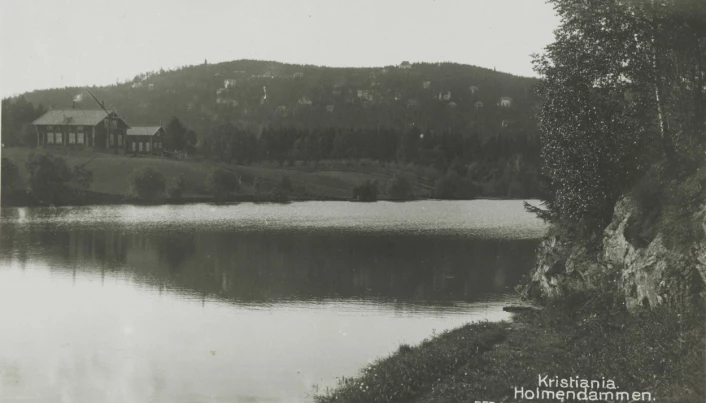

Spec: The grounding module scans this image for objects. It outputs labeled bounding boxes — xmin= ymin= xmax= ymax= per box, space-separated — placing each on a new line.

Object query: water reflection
xmin=1 ymin=223 xmax=537 ymax=304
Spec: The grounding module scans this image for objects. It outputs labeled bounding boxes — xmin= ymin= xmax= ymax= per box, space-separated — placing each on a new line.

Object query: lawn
xmin=1 ymin=147 xmax=437 ymax=201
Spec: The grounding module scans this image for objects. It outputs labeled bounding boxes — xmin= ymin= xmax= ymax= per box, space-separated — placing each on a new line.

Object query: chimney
xmin=72 ymin=101 xmax=77 ymax=108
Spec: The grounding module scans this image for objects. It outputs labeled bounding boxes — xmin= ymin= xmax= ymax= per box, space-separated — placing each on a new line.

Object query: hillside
xmin=16 ymin=60 xmax=538 ymax=138
xmin=3 ymin=60 xmax=542 ymax=199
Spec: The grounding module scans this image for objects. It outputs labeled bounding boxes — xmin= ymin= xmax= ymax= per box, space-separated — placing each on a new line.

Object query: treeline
xmin=1 ymin=97 xmax=46 ymax=146
xmin=202 ymin=123 xmax=541 ymax=198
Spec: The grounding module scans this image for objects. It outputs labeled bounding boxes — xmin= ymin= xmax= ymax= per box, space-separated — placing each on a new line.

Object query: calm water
xmin=0 ymin=200 xmax=546 ymax=403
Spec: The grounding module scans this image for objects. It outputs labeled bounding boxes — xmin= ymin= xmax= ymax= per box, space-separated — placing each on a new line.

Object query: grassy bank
xmin=1 ymin=147 xmax=438 ymax=204
xmin=315 ymin=293 xmax=705 ymax=403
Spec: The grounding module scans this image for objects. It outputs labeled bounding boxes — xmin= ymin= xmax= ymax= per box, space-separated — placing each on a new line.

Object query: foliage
xmin=167 ymin=174 xmax=186 ymax=200
xmin=316 ymin=291 xmax=705 ymax=403
xmin=352 ymin=179 xmax=379 ymax=201
xmin=385 ymin=174 xmax=412 ymax=200
xmin=433 ymin=171 xmax=479 ymax=199
xmin=70 ymin=164 xmax=93 ymax=197
xmin=25 ymin=153 xmax=73 ymax=203
xmin=164 ymin=117 xmax=197 ymax=155
xmin=1 ymin=97 xmax=45 ymax=146
xmin=271 ymin=174 xmax=293 ymax=202
xmin=532 ymin=0 xmax=706 ymax=239
xmin=1 ymin=157 xmax=20 ymax=189
xmin=129 ymin=167 xmax=166 ymax=202
xmin=207 ymin=168 xmax=239 ymax=202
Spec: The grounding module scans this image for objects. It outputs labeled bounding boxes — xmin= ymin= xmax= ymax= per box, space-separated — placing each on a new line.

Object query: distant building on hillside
xmin=32 ymin=107 xmax=130 ymax=151
xmin=439 ymin=91 xmax=451 ymax=101
xmin=298 ymin=96 xmax=312 ymax=105
xmin=292 ymin=72 xmax=304 ymax=79
xmin=499 ymin=96 xmax=513 ymax=107
xmin=474 ymin=101 xmax=484 ymax=109
xmin=399 ymin=61 xmax=412 ymax=69
xmin=126 ymin=126 xmax=164 ymax=155
xmin=357 ymin=90 xmax=374 ymax=102
xmin=224 ymin=79 xmax=237 ymax=88
xmin=469 ymin=85 xmax=479 ymax=94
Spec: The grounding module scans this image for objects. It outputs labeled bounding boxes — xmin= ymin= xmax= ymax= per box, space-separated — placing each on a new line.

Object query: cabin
xmin=32 ymin=107 xmax=130 ymax=151
xmin=399 ymin=61 xmax=412 ymax=69
xmin=469 ymin=85 xmax=479 ymax=94
xmin=292 ymin=72 xmax=304 ymax=79
xmin=224 ymin=79 xmax=237 ymax=88
xmin=499 ymin=96 xmax=513 ymax=107
xmin=126 ymin=126 xmax=164 ymax=155
xmin=439 ymin=91 xmax=452 ymax=101
xmin=474 ymin=101 xmax=484 ymax=109
xmin=298 ymin=96 xmax=312 ymax=105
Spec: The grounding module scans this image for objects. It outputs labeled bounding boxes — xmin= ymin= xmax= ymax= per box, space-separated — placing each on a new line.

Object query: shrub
xmin=272 ymin=174 xmax=294 ymax=202
xmin=70 ymin=164 xmax=93 ymax=197
xmin=1 ymin=157 xmax=20 ymax=189
xmin=386 ymin=174 xmax=412 ymax=200
xmin=167 ymin=174 xmax=186 ymax=201
xmin=129 ymin=167 xmax=166 ymax=202
xmin=25 ymin=153 xmax=73 ymax=204
xmin=207 ymin=168 xmax=239 ymax=202
xmin=433 ymin=171 xmax=480 ymax=199
xmin=352 ymin=179 xmax=378 ymax=201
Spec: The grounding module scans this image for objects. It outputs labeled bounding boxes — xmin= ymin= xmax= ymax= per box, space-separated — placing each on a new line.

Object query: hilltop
xmin=17 ymin=60 xmax=538 ymax=137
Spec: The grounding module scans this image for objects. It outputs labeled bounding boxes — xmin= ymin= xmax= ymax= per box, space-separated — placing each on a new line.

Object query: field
xmin=1 ymin=147 xmax=437 ymax=201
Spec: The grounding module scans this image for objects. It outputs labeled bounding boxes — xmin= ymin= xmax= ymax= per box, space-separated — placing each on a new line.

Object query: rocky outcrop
xmin=521 ymin=196 xmax=706 ymax=310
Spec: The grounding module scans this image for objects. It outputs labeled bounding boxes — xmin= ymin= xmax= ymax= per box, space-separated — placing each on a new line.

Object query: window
xmin=55 ymin=132 xmax=62 ymax=144
xmin=146 ymin=142 xmax=150 ymax=152
xmin=47 ymin=133 xmax=54 ymax=144
xmin=132 ymin=142 xmax=136 ymax=152
xmin=139 ymin=142 xmax=143 ymax=152
xmin=69 ymin=132 xmax=76 ymax=144
xmin=111 ymin=120 xmax=118 ymax=130
xmin=77 ymin=132 xmax=84 ymax=144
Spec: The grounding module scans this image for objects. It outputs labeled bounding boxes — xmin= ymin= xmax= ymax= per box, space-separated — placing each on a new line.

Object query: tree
xmin=25 ymin=153 xmax=73 ymax=203
xmin=272 ymin=174 xmax=294 ymax=202
xmin=530 ymin=0 xmax=705 ymax=236
xmin=1 ymin=157 xmax=20 ymax=189
xmin=164 ymin=117 xmax=187 ymax=153
xmin=207 ymin=168 xmax=239 ymax=202
xmin=167 ymin=174 xmax=186 ymax=200
xmin=386 ymin=174 xmax=412 ymax=200
xmin=70 ymin=164 xmax=93 ymax=197
xmin=129 ymin=167 xmax=166 ymax=202
xmin=352 ymin=179 xmax=379 ymax=202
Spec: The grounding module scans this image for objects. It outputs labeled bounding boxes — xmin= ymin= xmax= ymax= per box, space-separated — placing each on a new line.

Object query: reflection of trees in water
xmin=2 ymin=225 xmax=539 ymax=303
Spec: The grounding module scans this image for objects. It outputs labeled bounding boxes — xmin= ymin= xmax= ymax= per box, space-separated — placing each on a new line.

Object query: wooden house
xmin=126 ymin=126 xmax=164 ymax=155
xmin=32 ymin=107 xmax=130 ymax=151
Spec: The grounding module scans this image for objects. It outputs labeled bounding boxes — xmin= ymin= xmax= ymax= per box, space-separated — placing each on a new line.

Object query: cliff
xmin=521 ymin=195 xmax=706 ymax=310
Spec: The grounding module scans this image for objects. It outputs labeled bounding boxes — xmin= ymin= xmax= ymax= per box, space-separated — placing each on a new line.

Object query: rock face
xmin=521 ymin=196 xmax=706 ymax=310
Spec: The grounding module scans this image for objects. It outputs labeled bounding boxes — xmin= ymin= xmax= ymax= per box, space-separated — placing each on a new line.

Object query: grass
xmin=1 ymin=147 xmax=437 ymax=202
xmin=315 ymin=292 xmax=705 ymax=403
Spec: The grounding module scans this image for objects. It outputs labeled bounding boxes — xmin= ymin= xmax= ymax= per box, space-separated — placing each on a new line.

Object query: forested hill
xmin=17 ymin=60 xmax=537 ymax=137
xmin=4 ymin=60 xmax=543 ymax=199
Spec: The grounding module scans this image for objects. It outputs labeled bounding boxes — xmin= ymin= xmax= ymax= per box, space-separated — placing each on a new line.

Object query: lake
xmin=0 ymin=200 xmax=546 ymax=403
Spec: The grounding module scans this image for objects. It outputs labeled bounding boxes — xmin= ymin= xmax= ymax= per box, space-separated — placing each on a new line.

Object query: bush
xmin=167 ymin=174 xmax=186 ymax=201
xmin=386 ymin=174 xmax=412 ymax=200
xmin=1 ymin=157 xmax=20 ymax=189
xmin=25 ymin=153 xmax=73 ymax=204
xmin=70 ymin=164 xmax=93 ymax=197
xmin=352 ymin=179 xmax=379 ymax=201
xmin=129 ymin=167 xmax=166 ymax=202
xmin=433 ymin=171 xmax=480 ymax=199
xmin=207 ymin=168 xmax=239 ymax=202
xmin=271 ymin=174 xmax=293 ymax=202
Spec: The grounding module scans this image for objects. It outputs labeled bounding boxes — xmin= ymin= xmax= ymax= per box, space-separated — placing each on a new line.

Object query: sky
xmin=0 ymin=0 xmax=559 ymax=98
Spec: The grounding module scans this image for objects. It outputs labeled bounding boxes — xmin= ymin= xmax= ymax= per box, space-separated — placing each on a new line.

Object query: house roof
xmin=126 ymin=126 xmax=162 ymax=136
xmin=32 ymin=109 xmax=127 ymax=127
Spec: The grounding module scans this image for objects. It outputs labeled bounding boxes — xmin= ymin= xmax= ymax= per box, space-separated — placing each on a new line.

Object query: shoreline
xmin=0 ymin=190 xmax=532 ymax=208
xmin=314 ymin=294 xmax=705 ymax=403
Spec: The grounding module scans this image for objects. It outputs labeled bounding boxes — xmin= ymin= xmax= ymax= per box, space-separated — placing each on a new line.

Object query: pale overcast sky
xmin=0 ymin=0 xmax=559 ymax=98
